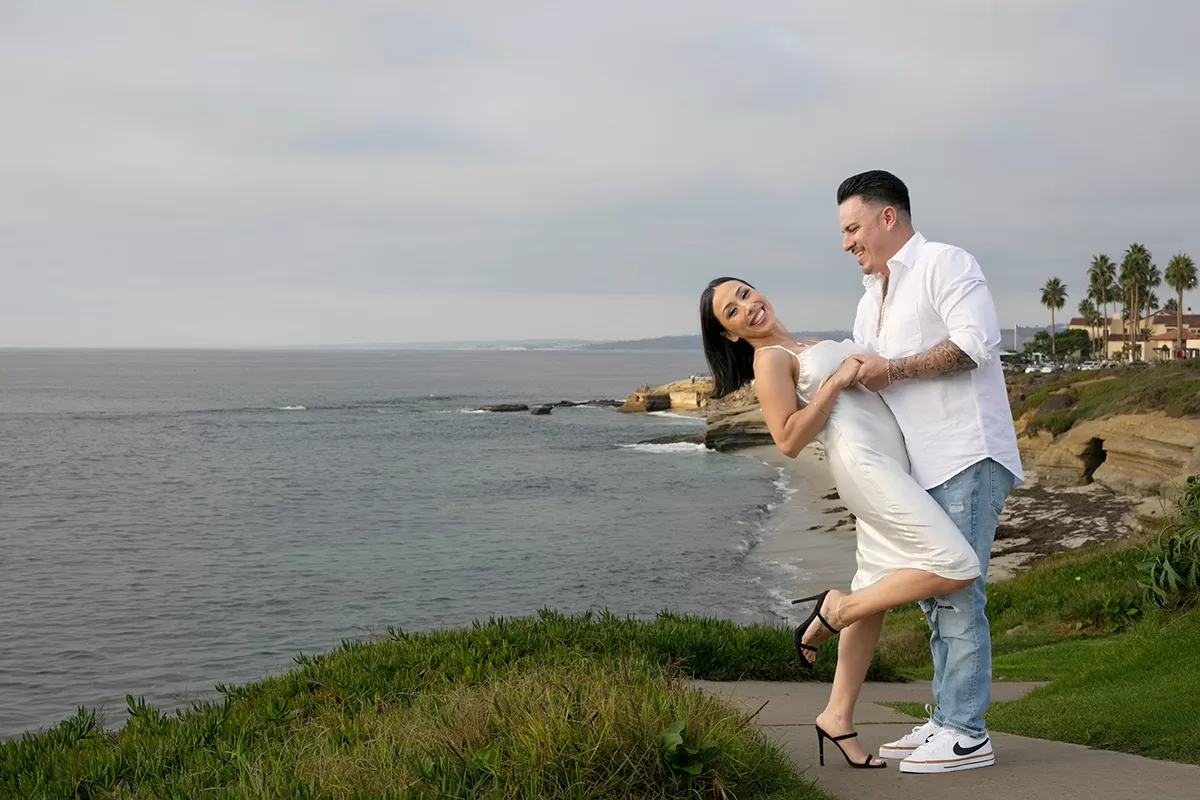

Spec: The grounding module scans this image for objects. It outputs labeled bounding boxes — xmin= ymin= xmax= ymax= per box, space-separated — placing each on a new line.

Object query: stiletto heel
xmin=791 ymin=590 xmax=841 ymax=667
xmin=815 ymin=724 xmax=886 ymax=769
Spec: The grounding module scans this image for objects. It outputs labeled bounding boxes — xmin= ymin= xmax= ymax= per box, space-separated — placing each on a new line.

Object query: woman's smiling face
xmin=710 ymin=280 xmax=775 ymax=341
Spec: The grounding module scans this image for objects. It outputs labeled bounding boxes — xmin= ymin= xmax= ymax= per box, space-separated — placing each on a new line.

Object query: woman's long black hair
xmin=700 ymin=277 xmax=757 ymax=399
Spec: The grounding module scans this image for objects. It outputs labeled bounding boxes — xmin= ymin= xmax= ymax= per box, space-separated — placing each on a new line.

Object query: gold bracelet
xmin=812 ymin=402 xmax=830 ymax=417
xmin=886 ymin=359 xmax=896 ymax=385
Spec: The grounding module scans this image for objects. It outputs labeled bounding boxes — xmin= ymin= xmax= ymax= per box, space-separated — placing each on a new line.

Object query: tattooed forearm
xmin=887 ymin=340 xmax=976 ymax=383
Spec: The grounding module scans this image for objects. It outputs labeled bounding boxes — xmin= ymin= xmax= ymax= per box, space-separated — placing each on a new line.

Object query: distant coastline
xmin=294 ymin=325 xmax=1057 ymax=352
xmin=1 ymin=325 xmax=1062 ymax=352
xmin=348 ymin=331 xmax=852 ymax=352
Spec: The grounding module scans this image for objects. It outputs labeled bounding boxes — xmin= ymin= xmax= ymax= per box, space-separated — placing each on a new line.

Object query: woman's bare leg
xmin=794 ymin=569 xmax=974 ymax=765
xmin=814 ymin=612 xmax=886 ymax=766
xmin=799 ymin=568 xmax=972 ymax=655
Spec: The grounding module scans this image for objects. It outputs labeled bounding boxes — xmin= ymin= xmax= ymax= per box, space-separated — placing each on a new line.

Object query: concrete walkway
xmin=692 ymin=680 xmax=1200 ymax=800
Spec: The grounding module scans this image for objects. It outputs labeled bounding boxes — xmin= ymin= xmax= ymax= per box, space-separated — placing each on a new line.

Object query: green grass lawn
xmin=877 ymin=533 xmax=1200 ymax=764
xmin=883 ymin=608 xmax=1200 ymax=764
xmin=3 ymin=610 xmax=850 ymax=799
xmin=878 ymin=541 xmax=1151 ymax=675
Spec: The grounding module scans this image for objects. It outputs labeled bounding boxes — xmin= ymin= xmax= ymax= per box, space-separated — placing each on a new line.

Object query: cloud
xmin=3 ymin=1 xmax=1199 ymax=345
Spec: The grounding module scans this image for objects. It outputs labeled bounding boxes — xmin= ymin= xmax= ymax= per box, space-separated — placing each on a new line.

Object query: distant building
xmin=1067 ymin=312 xmax=1200 ymax=361
xmin=999 ymin=327 xmax=1047 ymax=352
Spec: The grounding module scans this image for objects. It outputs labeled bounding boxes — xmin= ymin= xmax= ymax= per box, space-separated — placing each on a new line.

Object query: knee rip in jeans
xmin=919 ymin=597 xmax=966 ymax=631
xmin=933 ymin=601 xmax=972 ymax=638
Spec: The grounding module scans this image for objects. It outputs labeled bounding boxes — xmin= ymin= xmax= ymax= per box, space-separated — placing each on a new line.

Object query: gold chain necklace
xmin=876 ymin=275 xmax=890 ymax=337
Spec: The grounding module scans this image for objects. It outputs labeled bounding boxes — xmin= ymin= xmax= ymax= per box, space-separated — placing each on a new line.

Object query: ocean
xmin=0 ymin=348 xmax=822 ymax=740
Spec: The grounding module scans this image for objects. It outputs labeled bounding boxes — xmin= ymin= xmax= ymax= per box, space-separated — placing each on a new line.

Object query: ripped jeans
xmin=921 ymin=458 xmax=1015 ymax=737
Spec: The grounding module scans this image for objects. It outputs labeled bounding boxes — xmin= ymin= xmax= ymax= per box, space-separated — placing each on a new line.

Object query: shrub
xmin=1027 ymin=411 xmax=1078 ymax=438
xmin=1139 ymin=476 xmax=1200 ymax=609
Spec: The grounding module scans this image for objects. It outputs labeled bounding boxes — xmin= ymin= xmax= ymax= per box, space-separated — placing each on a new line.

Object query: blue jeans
xmin=921 ymin=458 xmax=1015 ymax=737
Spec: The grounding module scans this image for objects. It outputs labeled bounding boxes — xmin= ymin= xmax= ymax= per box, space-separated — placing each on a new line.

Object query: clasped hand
xmin=829 ymin=354 xmax=890 ymax=392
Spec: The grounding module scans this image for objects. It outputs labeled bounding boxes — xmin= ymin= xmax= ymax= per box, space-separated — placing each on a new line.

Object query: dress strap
xmin=756 ymin=344 xmax=806 ymax=362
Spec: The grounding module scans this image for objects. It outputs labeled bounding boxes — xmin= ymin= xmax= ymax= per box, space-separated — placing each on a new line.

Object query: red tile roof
xmin=1152 ymin=313 xmax=1200 ymax=325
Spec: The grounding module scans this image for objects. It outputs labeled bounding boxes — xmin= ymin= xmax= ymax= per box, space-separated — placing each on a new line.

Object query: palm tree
xmin=1144 ymin=291 xmax=1161 ymax=315
xmin=1079 ymin=298 xmax=1100 ymax=355
xmin=1089 ymin=254 xmax=1116 ymax=354
xmin=1120 ymin=244 xmax=1152 ymax=358
xmin=1165 ymin=252 xmax=1197 ymax=353
xmin=1041 ymin=277 xmax=1067 ymax=360
xmin=1118 ymin=291 xmax=1134 ymax=360
xmin=1089 ymin=281 xmax=1109 ymax=355
xmin=1107 ymin=280 xmax=1122 ymax=359
xmin=1119 ymin=256 xmax=1135 ymax=354
xmin=1144 ymin=262 xmax=1163 ymax=332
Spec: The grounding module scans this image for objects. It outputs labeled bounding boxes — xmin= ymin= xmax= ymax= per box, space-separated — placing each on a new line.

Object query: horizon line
xmin=0 ymin=323 xmax=1063 ymax=352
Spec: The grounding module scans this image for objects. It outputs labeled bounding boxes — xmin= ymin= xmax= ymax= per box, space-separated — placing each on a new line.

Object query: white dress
xmin=765 ymin=339 xmax=981 ymax=592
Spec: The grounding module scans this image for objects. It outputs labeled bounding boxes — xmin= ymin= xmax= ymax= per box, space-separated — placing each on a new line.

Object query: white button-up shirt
xmin=853 ymin=231 xmax=1024 ymax=489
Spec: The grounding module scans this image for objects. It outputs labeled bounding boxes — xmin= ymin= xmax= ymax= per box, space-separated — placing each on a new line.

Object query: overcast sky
xmin=4 ymin=1 xmax=1198 ymax=346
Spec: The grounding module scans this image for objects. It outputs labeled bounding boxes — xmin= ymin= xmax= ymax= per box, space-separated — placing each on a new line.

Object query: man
xmin=837 ymin=169 xmax=1023 ymax=773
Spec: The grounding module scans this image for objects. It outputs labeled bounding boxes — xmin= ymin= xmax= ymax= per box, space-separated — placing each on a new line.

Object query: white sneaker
xmin=899 ymin=727 xmax=994 ymax=773
xmin=878 ymin=704 xmax=943 ymax=759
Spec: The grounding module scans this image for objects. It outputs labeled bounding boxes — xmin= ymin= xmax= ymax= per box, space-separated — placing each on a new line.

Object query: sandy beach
xmin=735 ymin=442 xmax=1142 ymax=621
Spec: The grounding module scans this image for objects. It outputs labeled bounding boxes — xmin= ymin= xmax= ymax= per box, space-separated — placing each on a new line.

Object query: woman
xmin=700 ymin=276 xmax=980 ymax=770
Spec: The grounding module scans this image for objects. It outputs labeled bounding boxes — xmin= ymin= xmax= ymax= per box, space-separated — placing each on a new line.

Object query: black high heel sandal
xmin=816 ymin=724 xmax=886 ymax=769
xmin=791 ymin=590 xmax=840 ymax=667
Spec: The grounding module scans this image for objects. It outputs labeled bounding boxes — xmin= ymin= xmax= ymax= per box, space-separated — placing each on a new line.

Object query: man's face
xmin=839 ymin=196 xmax=891 ymax=276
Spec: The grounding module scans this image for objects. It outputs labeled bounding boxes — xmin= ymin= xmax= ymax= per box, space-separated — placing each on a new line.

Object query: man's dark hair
xmin=836 ymin=170 xmax=911 ymax=217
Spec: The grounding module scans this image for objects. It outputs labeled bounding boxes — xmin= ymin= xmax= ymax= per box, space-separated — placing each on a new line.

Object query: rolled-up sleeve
xmin=927 ymin=248 xmax=1001 ymax=367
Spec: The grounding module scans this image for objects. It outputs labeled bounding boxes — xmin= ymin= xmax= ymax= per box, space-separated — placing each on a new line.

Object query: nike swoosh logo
xmin=953 ymin=738 xmax=990 ymax=756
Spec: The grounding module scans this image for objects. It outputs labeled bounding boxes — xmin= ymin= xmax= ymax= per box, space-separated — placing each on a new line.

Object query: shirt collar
xmin=861 ymin=231 xmax=926 ymax=289
xmin=889 ymin=231 xmax=925 ymax=270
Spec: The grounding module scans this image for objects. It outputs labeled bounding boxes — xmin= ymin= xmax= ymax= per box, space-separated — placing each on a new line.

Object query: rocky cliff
xmin=701 ymin=406 xmax=774 ymax=451
xmin=617 ymin=376 xmax=757 ymax=414
xmin=1017 ymin=411 xmax=1200 ymax=499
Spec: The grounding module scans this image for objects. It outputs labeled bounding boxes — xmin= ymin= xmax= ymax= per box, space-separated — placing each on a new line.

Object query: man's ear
xmin=721 ymin=331 xmax=739 ymax=343
xmin=882 ymin=206 xmax=897 ymax=230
